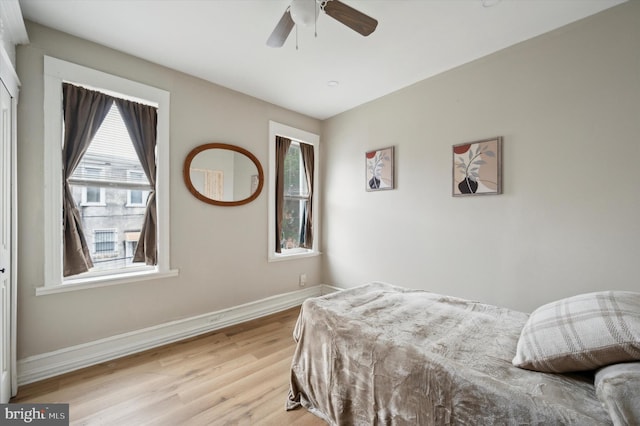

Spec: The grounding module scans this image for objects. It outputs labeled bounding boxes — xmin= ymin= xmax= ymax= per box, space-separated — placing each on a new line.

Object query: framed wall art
xmin=452 ymin=137 xmax=502 ymax=196
xmin=366 ymin=146 xmax=394 ymax=191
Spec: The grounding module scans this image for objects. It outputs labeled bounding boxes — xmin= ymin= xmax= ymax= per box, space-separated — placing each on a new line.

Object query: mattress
xmin=286 ymin=282 xmax=611 ymax=425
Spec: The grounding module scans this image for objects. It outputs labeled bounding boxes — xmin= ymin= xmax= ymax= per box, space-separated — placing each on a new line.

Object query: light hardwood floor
xmin=11 ymin=307 xmax=326 ymax=425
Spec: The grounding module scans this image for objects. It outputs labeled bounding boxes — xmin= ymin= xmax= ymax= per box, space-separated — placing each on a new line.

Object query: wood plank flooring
xmin=11 ymin=307 xmax=325 ymax=425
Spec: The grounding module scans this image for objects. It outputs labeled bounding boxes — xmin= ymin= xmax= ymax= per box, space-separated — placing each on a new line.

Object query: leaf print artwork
xmin=453 ymin=137 xmax=502 ymax=196
xmin=366 ymin=147 xmax=394 ymax=191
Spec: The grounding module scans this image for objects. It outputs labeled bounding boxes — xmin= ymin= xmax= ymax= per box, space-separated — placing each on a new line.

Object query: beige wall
xmin=16 ymin=22 xmax=322 ymax=358
xmin=321 ymin=2 xmax=640 ymax=312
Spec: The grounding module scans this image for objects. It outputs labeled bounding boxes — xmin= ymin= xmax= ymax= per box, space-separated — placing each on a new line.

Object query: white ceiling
xmin=19 ymin=0 xmax=625 ymax=120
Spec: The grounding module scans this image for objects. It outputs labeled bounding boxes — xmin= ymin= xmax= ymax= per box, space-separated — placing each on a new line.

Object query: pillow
xmin=512 ymin=291 xmax=640 ymax=373
xmin=595 ymin=362 xmax=640 ymax=425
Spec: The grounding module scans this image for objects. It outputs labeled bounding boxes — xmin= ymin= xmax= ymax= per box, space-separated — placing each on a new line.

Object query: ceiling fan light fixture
xmin=290 ymin=0 xmax=320 ymax=27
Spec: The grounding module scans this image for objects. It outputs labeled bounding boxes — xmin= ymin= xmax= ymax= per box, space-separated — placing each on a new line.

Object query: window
xmin=126 ymin=171 xmax=150 ymax=207
xmin=80 ymin=167 xmax=105 ymax=206
xmin=124 ymin=234 xmax=139 ymax=264
xmin=93 ymin=229 xmax=117 ymax=254
xmin=129 ymin=189 xmax=143 ymax=206
xmin=41 ymin=56 xmax=176 ymax=294
xmin=84 ymin=186 xmax=103 ymax=205
xmin=268 ymin=121 xmax=319 ymax=261
xmin=61 ymin=84 xmax=154 ymax=278
xmin=69 ymin=103 xmax=152 ymax=276
xmin=281 ymin=142 xmax=311 ymax=250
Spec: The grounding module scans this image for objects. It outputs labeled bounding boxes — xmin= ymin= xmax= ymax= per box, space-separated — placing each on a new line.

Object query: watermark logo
xmin=1 ymin=404 xmax=68 ymax=425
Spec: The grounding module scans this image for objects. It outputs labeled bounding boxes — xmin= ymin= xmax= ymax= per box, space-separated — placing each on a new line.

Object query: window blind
xmin=69 ymin=103 xmax=152 ymax=190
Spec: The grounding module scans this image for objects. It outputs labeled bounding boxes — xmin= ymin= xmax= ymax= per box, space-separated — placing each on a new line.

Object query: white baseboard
xmin=18 ymin=284 xmax=339 ymax=386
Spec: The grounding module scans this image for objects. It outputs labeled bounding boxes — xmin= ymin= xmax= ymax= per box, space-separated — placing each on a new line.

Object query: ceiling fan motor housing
xmin=290 ymin=0 xmax=320 ymax=27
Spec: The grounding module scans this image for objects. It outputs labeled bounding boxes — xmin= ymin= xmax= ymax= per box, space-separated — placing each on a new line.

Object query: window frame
xmin=81 ymin=186 xmax=106 ymax=206
xmin=92 ymin=228 xmax=118 ymax=255
xmin=268 ymin=121 xmax=320 ymax=262
xmin=40 ymin=56 xmax=177 ymax=295
xmin=126 ymin=170 xmax=150 ymax=207
xmin=79 ymin=166 xmax=106 ymax=206
xmin=127 ymin=188 xmax=148 ymax=207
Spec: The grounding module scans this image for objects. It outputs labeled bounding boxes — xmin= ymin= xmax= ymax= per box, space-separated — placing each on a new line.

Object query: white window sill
xmin=35 ymin=268 xmax=179 ymax=296
xmin=268 ymin=250 xmax=322 ymax=263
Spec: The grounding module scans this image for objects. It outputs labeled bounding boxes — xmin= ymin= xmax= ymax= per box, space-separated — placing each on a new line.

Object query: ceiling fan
xmin=267 ymin=0 xmax=378 ymax=48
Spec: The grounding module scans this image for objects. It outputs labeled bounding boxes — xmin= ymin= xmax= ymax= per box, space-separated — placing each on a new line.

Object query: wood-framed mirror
xmin=183 ymin=143 xmax=264 ymax=206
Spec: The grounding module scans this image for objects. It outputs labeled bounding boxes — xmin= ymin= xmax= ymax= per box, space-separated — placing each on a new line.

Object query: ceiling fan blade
xmin=323 ymin=0 xmax=377 ymax=37
xmin=267 ymin=8 xmax=295 ymax=47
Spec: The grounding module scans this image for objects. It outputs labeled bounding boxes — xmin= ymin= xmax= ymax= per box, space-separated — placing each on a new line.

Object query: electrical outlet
xmin=299 ymin=273 xmax=307 ymax=287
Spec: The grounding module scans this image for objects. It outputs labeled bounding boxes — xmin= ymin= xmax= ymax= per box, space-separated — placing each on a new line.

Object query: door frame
xmin=1 ymin=45 xmax=22 ymax=400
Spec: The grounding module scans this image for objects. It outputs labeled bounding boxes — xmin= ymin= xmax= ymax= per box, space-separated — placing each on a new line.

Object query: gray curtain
xmin=299 ymin=143 xmax=314 ymax=249
xmin=275 ymin=136 xmax=292 ymax=253
xmin=62 ymin=83 xmax=114 ymax=277
xmin=115 ymin=98 xmax=158 ymax=265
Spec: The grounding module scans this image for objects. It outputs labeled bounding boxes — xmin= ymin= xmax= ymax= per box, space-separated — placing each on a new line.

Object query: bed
xmin=286 ymin=282 xmax=640 ymax=425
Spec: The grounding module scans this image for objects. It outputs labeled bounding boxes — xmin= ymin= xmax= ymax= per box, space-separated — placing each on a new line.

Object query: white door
xmin=0 ymin=80 xmax=12 ymax=403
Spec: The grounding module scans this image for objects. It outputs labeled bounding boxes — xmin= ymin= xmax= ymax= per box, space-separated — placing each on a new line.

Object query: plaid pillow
xmin=512 ymin=291 xmax=640 ymax=373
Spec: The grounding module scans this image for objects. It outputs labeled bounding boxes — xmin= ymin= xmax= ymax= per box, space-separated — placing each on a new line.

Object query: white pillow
xmin=595 ymin=362 xmax=640 ymax=426
xmin=512 ymin=291 xmax=640 ymax=373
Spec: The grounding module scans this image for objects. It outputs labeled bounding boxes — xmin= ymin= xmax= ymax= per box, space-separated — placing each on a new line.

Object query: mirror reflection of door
xmin=190 ymin=168 xmax=224 ymax=200
xmin=183 ymin=143 xmax=264 ymax=206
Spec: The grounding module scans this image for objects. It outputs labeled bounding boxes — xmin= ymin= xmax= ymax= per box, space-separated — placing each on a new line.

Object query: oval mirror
xmin=183 ymin=143 xmax=264 ymax=206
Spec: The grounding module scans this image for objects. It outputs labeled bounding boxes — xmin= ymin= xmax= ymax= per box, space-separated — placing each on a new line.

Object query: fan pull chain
xmin=315 ymin=1 xmax=318 ymax=38
xmin=296 ymin=25 xmax=299 ymax=50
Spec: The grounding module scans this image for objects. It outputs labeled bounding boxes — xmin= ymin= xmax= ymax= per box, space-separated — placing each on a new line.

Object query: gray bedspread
xmin=286 ymin=282 xmax=612 ymax=425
